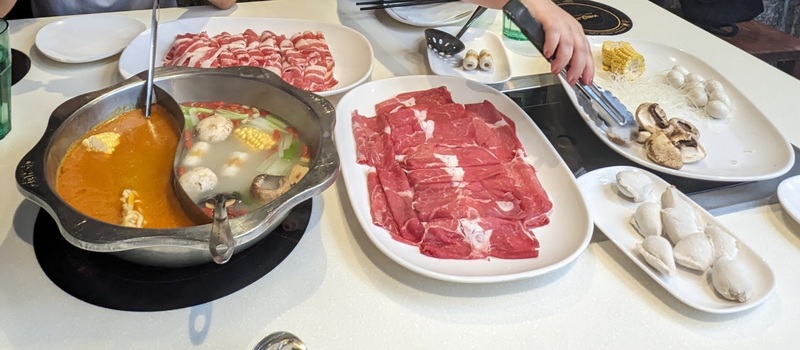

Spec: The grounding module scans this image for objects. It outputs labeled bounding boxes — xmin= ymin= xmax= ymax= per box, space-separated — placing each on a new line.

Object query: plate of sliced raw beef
xmin=335 ymin=75 xmax=594 ymax=283
xmin=118 ymin=17 xmax=373 ymax=96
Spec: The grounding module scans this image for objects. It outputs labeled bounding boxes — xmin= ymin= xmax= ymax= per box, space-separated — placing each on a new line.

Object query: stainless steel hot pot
xmin=15 ymin=66 xmax=339 ymax=268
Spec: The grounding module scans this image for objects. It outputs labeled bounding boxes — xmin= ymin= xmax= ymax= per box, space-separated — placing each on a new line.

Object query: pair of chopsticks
xmin=357 ymin=0 xmax=460 ymax=11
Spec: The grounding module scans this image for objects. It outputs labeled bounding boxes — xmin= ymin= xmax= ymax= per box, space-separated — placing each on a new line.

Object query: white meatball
xmin=179 ymin=167 xmax=218 ymax=194
xmin=704 ymin=79 xmax=724 ymax=94
xmin=685 ymin=73 xmax=706 ymax=84
xmin=686 ymin=87 xmax=709 ymax=107
xmin=672 ymin=65 xmax=690 ymax=76
xmin=706 ymin=100 xmax=731 ymax=119
xmin=708 ymin=90 xmax=732 ymax=107
xmin=195 ymin=115 xmax=233 ymax=143
xmin=665 ymin=70 xmax=685 ymax=88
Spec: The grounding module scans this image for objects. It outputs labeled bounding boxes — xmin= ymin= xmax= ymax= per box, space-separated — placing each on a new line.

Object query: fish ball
xmin=182 ymin=141 xmax=211 ymax=167
xmin=704 ymin=79 xmax=724 ymax=94
xmin=196 ymin=115 xmax=233 ymax=143
xmin=685 ymin=73 xmax=706 ymax=84
xmin=665 ymin=70 xmax=685 ymax=88
xmin=672 ymin=65 xmax=690 ymax=75
xmin=179 ymin=167 xmax=218 ymax=194
xmin=706 ymin=100 xmax=731 ymax=119
xmin=686 ymin=87 xmax=709 ymax=107
xmin=708 ymin=90 xmax=732 ymax=107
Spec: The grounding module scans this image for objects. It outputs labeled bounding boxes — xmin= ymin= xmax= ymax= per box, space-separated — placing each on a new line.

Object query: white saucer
xmin=426 ymin=27 xmax=511 ymax=85
xmin=35 ymin=15 xmax=145 ymax=63
xmin=778 ymin=175 xmax=800 ymax=224
xmin=386 ymin=2 xmax=474 ymax=27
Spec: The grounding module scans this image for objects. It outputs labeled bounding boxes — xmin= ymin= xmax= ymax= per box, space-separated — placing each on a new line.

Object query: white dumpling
xmin=705 ymin=225 xmax=739 ymax=260
xmin=661 ymin=186 xmax=703 ymax=226
xmin=616 ymin=171 xmax=654 ymax=202
xmin=630 ymin=201 xmax=663 ymax=237
xmin=637 ymin=236 xmax=677 ymax=276
xmin=673 ymin=232 xmax=715 ymax=271
xmin=662 ymin=207 xmax=703 ymax=243
xmin=711 ymin=257 xmax=753 ymax=302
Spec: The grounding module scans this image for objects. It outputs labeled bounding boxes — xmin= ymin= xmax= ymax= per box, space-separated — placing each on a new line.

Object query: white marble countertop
xmin=2 ymin=0 xmax=800 ymax=349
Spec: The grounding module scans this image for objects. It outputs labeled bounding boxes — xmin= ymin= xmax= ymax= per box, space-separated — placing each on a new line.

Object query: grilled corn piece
xmin=82 ymin=132 xmax=121 ymax=154
xmin=234 ymin=126 xmax=277 ymax=150
xmin=602 ymin=41 xmax=645 ymax=78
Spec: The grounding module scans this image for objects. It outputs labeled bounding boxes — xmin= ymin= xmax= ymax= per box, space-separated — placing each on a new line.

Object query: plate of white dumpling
xmin=425 ymin=27 xmax=511 ymax=85
xmin=577 ymin=165 xmax=776 ymax=314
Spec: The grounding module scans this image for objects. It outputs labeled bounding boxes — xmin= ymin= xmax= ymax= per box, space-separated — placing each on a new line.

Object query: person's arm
xmin=464 ymin=0 xmax=593 ymax=85
xmin=207 ymin=0 xmax=236 ymax=10
xmin=0 ymin=0 xmax=16 ymax=17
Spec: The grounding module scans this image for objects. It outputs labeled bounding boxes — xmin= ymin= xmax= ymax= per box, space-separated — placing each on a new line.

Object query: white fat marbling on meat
xmin=433 ymin=154 xmax=459 ymax=167
xmin=459 ymin=218 xmax=492 ymax=252
xmin=395 ymin=155 xmax=406 ymax=162
xmin=396 ymin=190 xmax=413 ymax=198
xmin=384 ymin=126 xmax=391 ymax=134
xmin=400 ymin=97 xmax=416 ymax=107
xmin=497 ymin=201 xmax=514 ymax=212
xmin=492 ymin=119 xmax=509 ymax=128
xmin=443 ymin=167 xmax=465 ymax=182
xmin=420 ymin=120 xmax=435 ymax=139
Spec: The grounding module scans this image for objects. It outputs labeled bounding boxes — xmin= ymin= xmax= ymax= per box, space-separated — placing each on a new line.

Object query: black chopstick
xmin=358 ymin=0 xmax=460 ymax=11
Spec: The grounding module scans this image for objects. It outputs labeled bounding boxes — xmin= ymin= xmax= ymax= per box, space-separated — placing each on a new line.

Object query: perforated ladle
xmin=424 ymin=6 xmax=487 ymax=57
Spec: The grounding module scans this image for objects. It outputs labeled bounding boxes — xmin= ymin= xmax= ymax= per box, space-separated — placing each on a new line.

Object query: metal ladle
xmin=144 ymin=0 xmax=160 ymax=119
xmin=203 ymin=193 xmax=239 ymax=264
xmin=424 ymin=6 xmax=487 ymax=57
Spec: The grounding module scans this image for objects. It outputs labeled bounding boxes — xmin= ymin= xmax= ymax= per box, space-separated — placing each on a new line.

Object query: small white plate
xmin=386 ymin=2 xmax=475 ymax=27
xmin=335 ymin=75 xmax=593 ymax=283
xmin=577 ymin=165 xmax=776 ymax=314
xmin=778 ymin=175 xmax=800 ymax=224
xmin=426 ymin=27 xmax=511 ymax=85
xmin=119 ymin=17 xmax=373 ymax=97
xmin=562 ymin=37 xmax=794 ymax=182
xmin=35 ymin=15 xmax=145 ymax=63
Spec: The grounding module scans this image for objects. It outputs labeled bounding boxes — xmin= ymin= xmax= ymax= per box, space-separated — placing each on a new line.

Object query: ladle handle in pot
xmin=209 ymin=195 xmax=235 ymax=264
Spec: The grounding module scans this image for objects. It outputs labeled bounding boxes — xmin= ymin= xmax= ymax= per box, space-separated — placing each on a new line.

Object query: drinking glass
xmin=0 ymin=18 xmax=10 ymax=140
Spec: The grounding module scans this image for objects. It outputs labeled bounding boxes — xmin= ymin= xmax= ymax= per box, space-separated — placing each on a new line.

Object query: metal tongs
xmin=144 ymin=0 xmax=160 ymax=119
xmin=503 ymin=0 xmax=637 ymax=144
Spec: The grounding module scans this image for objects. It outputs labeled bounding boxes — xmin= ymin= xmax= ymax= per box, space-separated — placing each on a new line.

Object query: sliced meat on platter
xmin=351 ymin=86 xmax=553 ymax=260
xmin=163 ymin=29 xmax=337 ymax=92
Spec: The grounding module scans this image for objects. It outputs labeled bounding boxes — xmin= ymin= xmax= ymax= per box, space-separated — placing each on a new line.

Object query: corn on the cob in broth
xmin=601 ymin=41 xmax=645 ymax=78
xmin=82 ymin=132 xmax=121 ymax=154
xmin=234 ymin=126 xmax=277 ymax=150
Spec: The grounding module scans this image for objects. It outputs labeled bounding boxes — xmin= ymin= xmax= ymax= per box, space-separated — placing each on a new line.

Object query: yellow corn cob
xmin=601 ymin=41 xmax=645 ymax=78
xmin=234 ymin=126 xmax=277 ymax=150
xmin=82 ymin=131 xmax=121 ymax=154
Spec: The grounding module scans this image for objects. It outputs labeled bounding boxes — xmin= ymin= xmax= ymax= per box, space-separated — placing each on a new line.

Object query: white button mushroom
xmin=708 ymin=90 xmax=732 ymax=108
xmin=705 ymin=100 xmax=731 ymax=119
xmin=665 ymin=69 xmax=685 ymax=88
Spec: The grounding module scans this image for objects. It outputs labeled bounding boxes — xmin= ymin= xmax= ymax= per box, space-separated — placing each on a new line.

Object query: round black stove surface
xmin=556 ymin=0 xmax=632 ymax=35
xmin=33 ymin=199 xmax=313 ymax=312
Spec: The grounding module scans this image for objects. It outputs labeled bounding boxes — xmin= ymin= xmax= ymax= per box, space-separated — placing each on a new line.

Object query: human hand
xmin=463 ymin=0 xmax=594 ymax=85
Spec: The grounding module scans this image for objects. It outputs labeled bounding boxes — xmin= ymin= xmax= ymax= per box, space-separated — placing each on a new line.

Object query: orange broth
xmin=56 ymin=106 xmax=199 ymax=228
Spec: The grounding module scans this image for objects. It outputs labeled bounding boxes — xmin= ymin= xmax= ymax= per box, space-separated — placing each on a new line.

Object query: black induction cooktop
xmin=32 ymin=199 xmax=313 ymax=312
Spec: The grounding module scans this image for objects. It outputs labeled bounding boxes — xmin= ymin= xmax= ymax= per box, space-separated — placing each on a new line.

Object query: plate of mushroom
xmin=562 ymin=37 xmax=794 ymax=182
xmin=577 ymin=165 xmax=776 ymax=314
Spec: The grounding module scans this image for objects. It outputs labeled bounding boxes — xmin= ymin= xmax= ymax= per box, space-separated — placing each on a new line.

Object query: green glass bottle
xmin=502 ymin=14 xmax=526 ymax=41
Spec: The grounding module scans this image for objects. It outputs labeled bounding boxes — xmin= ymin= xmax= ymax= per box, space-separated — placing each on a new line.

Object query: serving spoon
xmin=144 ymin=0 xmax=160 ymax=119
xmin=204 ymin=193 xmax=239 ymax=264
xmin=424 ymin=6 xmax=487 ymax=57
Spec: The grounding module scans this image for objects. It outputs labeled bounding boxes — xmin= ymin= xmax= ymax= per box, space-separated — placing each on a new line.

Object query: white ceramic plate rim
xmin=118 ymin=17 xmax=374 ymax=97
xmin=577 ymin=165 xmax=776 ymax=313
xmin=385 ymin=3 xmax=473 ymax=27
xmin=335 ymin=75 xmax=594 ymax=283
xmin=426 ymin=27 xmax=512 ymax=84
xmin=35 ymin=15 xmax=146 ymax=63
xmin=777 ymin=175 xmax=800 ymax=224
xmin=562 ymin=36 xmax=794 ymax=182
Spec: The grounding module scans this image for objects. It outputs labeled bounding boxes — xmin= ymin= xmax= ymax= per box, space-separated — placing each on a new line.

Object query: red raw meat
xmin=163 ymin=29 xmax=338 ymax=92
xmin=353 ymin=86 xmax=552 ymax=260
